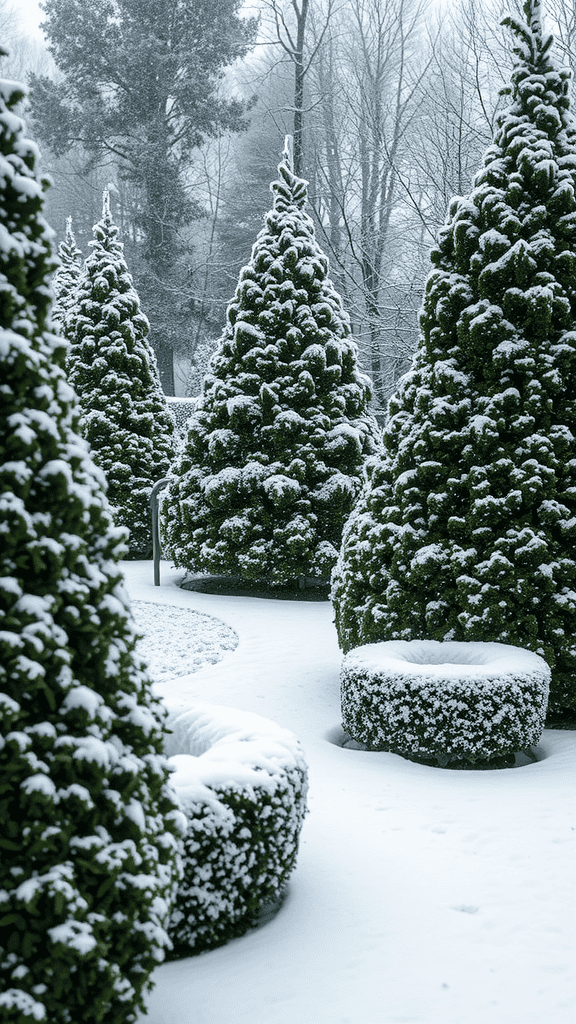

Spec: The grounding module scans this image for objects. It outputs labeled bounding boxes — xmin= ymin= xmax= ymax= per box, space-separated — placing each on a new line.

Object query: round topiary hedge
xmin=164 ymin=704 xmax=308 ymax=956
xmin=341 ymin=640 xmax=550 ymax=767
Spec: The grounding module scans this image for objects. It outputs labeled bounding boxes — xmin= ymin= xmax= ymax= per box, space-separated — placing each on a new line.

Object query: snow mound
xmin=132 ymin=601 xmax=238 ymax=682
xmin=165 ymin=703 xmax=308 ymax=805
xmin=352 ymin=638 xmax=547 ymax=675
xmin=341 ymin=639 xmax=550 ymax=766
xmin=164 ymin=703 xmax=308 ymax=957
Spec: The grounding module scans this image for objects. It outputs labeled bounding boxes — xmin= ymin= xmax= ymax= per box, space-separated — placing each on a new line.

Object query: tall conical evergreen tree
xmin=0 ymin=68 xmax=182 ymax=1024
xmin=332 ymin=0 xmax=576 ymax=716
xmin=67 ymin=192 xmax=176 ymax=557
xmin=162 ymin=139 xmax=378 ymax=586
xmin=52 ymin=215 xmax=82 ymax=335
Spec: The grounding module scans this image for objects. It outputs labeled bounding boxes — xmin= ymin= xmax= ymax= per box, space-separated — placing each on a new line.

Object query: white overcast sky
xmin=11 ymin=0 xmax=452 ymax=41
xmin=10 ymin=0 xmax=43 ymax=37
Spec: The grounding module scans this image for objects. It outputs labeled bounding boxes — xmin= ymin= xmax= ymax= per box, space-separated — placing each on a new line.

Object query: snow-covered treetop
xmin=73 ymin=187 xmax=150 ymax=342
xmin=502 ymin=0 xmax=556 ymax=79
xmin=91 ymin=187 xmax=120 ymax=251
xmin=54 ymin=215 xmax=82 ymax=286
xmin=66 ymin=186 xmax=175 ymax=555
xmin=269 ymin=133 xmax=308 ymax=215
xmin=52 ymin=214 xmax=82 ymax=331
xmin=64 ymin=214 xmax=77 ymax=249
xmin=60 ymin=215 xmax=80 ymax=263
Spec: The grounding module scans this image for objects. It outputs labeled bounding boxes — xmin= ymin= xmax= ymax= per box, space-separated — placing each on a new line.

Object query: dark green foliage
xmin=51 ymin=216 xmax=82 ymax=336
xmin=0 ymin=71 xmax=182 ymax=1023
xmin=67 ymin=192 xmax=176 ymax=557
xmin=332 ymin=0 xmax=576 ymax=715
xmin=162 ymin=142 xmax=378 ymax=585
xmin=169 ymin=768 xmax=307 ymax=957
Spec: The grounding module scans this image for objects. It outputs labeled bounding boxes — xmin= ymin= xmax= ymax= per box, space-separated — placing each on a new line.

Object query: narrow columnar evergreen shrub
xmin=0 ymin=71 xmax=183 ymax=1024
xmin=51 ymin=215 xmax=82 ymax=336
xmin=164 ymin=705 xmax=308 ymax=956
xmin=162 ymin=139 xmax=378 ymax=586
xmin=66 ymin=192 xmax=176 ymax=557
xmin=332 ymin=0 xmax=576 ymax=716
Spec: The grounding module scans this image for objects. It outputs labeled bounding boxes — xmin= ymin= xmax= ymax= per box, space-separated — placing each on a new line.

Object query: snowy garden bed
xmin=164 ymin=704 xmax=308 ymax=956
xmin=132 ymin=601 xmax=238 ymax=681
xmin=341 ymin=640 xmax=550 ymax=767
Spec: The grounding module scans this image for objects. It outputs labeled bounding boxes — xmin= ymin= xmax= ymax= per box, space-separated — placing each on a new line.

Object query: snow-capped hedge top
xmin=162 ymin=139 xmax=378 ymax=585
xmin=165 ymin=703 xmax=309 ymax=813
xmin=345 ymin=639 xmax=550 ymax=681
xmin=165 ymin=700 xmax=308 ymax=958
xmin=332 ymin=0 xmax=576 ymax=716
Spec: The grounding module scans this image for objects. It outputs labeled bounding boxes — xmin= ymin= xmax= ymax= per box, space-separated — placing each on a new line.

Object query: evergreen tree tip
xmin=283 ymin=134 xmax=294 ymax=172
xmin=502 ymin=0 xmax=554 ymax=67
xmin=102 ymin=187 xmax=112 ymax=224
xmin=272 ymin=137 xmax=308 ymax=212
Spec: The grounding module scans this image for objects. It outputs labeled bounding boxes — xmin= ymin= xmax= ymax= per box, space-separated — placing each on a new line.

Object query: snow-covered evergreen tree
xmin=332 ymin=0 xmax=576 ymax=717
xmin=67 ymin=192 xmax=176 ymax=557
xmin=0 ymin=69 xmax=183 ymax=1023
xmin=51 ymin=215 xmax=82 ymax=336
xmin=162 ymin=139 xmax=378 ymax=586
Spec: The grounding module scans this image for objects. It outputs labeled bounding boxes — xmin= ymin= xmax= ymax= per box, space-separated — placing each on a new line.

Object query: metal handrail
xmin=150 ymin=478 xmax=170 ymax=586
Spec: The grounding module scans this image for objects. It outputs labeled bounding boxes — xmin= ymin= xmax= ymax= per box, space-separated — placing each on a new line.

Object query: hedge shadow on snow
xmin=181 ymin=573 xmax=330 ymax=602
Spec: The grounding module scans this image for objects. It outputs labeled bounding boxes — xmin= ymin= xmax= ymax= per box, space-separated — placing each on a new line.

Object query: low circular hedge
xmin=164 ymin=703 xmax=308 ymax=956
xmin=341 ymin=639 xmax=550 ymax=767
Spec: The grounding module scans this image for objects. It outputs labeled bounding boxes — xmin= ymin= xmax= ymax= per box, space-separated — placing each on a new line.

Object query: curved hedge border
xmin=341 ymin=640 xmax=550 ymax=767
xmin=164 ymin=703 xmax=308 ymax=956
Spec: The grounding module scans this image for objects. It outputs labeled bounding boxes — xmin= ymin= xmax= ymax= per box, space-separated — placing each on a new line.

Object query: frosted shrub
xmin=66 ymin=192 xmax=176 ymax=557
xmin=162 ymin=139 xmax=378 ymax=586
xmin=333 ymin=0 xmax=576 ymax=717
xmin=0 ymin=71 xmax=183 ymax=1024
xmin=165 ymin=396 xmax=197 ymax=448
xmin=165 ymin=705 xmax=308 ymax=955
xmin=341 ymin=640 xmax=550 ymax=767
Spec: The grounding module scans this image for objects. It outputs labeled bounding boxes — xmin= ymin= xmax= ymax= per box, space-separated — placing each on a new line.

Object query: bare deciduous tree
xmin=259 ymin=0 xmax=339 ymax=175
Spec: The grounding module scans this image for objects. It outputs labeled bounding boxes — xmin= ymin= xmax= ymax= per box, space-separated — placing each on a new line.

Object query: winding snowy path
xmin=123 ymin=561 xmax=575 ymax=1024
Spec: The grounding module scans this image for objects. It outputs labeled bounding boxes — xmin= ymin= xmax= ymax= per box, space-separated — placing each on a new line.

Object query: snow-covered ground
xmin=132 ymin=600 xmax=238 ymax=683
xmin=124 ymin=560 xmax=576 ymax=1024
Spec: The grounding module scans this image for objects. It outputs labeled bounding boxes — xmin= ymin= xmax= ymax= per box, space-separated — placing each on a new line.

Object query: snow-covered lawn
xmin=124 ymin=560 xmax=576 ymax=1024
